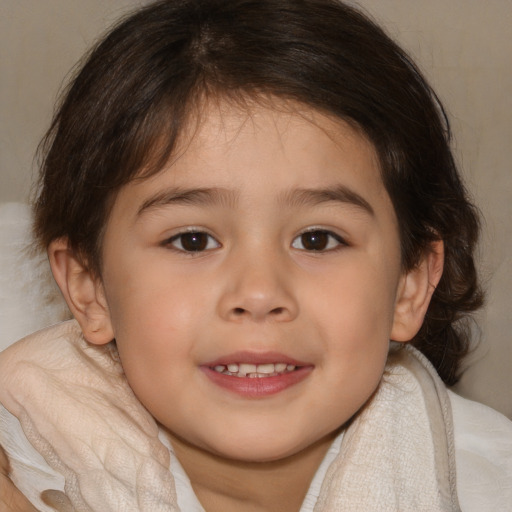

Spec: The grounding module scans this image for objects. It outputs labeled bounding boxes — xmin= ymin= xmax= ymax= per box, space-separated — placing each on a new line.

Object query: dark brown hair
xmin=33 ymin=0 xmax=483 ymax=384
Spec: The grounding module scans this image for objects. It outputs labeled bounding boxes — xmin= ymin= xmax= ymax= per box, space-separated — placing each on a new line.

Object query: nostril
xmin=228 ymin=306 xmax=291 ymax=320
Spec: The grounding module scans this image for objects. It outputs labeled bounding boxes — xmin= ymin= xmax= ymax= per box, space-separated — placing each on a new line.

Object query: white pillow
xmin=0 ymin=202 xmax=70 ymax=352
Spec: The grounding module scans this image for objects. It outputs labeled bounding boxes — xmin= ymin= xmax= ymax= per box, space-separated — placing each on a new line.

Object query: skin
xmin=49 ymin=100 xmax=443 ymax=512
xmin=0 ymin=445 xmax=38 ymax=512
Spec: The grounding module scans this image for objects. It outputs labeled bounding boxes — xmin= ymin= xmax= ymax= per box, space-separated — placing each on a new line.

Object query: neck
xmin=166 ymin=430 xmax=339 ymax=512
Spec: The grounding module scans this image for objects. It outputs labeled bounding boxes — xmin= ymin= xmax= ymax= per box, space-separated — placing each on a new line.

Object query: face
xmin=99 ymin=101 xmax=406 ymax=463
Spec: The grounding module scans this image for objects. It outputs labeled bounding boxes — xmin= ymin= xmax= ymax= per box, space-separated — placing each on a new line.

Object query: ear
xmin=48 ymin=238 xmax=114 ymax=345
xmin=391 ymin=240 xmax=444 ymax=342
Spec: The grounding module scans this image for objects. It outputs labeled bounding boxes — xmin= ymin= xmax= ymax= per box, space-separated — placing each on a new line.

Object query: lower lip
xmin=200 ymin=366 xmax=313 ymax=398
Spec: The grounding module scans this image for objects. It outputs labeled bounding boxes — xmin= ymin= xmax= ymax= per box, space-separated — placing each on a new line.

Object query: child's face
xmin=97 ymin=100 xmax=410 ymax=463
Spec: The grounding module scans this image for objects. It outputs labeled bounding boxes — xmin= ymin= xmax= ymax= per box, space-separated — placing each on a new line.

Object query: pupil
xmin=302 ymin=231 xmax=328 ymax=250
xmin=182 ymin=232 xmax=207 ymax=251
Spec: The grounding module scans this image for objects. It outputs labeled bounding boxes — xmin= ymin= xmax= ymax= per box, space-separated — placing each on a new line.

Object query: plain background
xmin=1 ymin=0 xmax=511 ymax=419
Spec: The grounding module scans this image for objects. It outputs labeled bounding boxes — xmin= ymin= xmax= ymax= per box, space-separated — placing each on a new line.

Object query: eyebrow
xmin=137 ymin=184 xmax=374 ymax=217
xmin=137 ymin=187 xmax=238 ymax=216
xmin=279 ymin=185 xmax=374 ymax=216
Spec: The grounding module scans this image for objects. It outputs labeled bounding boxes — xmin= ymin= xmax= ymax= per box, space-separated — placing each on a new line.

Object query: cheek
xmin=305 ymin=260 xmax=397 ymax=393
xmin=308 ymin=258 xmax=399 ymax=341
xmin=104 ymin=253 xmax=213 ymax=335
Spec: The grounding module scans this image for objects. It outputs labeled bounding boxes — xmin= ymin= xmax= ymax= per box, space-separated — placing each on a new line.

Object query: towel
xmin=0 ymin=320 xmax=460 ymax=511
xmin=314 ymin=345 xmax=460 ymax=511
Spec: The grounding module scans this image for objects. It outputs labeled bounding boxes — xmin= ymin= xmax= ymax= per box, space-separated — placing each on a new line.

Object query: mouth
xmin=211 ymin=362 xmax=298 ymax=378
xmin=201 ymin=353 xmax=312 ymax=397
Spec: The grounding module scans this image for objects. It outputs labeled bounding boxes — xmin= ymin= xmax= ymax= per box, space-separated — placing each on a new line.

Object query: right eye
xmin=166 ymin=231 xmax=220 ymax=253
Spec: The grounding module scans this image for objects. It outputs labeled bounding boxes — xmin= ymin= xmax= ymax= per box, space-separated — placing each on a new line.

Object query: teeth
xmin=256 ymin=363 xmax=275 ymax=374
xmin=212 ymin=362 xmax=298 ymax=378
xmin=238 ymin=363 xmax=257 ymax=376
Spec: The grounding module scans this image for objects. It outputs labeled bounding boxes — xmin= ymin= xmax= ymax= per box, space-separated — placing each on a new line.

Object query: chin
xmin=205 ymin=430 xmax=327 ymax=465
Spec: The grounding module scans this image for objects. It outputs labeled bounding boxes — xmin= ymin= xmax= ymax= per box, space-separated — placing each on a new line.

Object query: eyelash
xmin=164 ymin=228 xmax=347 ymax=254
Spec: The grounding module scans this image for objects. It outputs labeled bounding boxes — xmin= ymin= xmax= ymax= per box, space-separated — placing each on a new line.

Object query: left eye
xmin=291 ymin=230 xmax=345 ymax=251
xmin=167 ymin=231 xmax=220 ymax=252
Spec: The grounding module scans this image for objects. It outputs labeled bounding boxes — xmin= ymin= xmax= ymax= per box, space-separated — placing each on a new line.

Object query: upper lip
xmin=202 ymin=351 xmax=311 ymax=368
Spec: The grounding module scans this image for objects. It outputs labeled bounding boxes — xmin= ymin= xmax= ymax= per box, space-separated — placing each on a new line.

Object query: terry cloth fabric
xmin=313 ymin=345 xmax=459 ymax=511
xmin=0 ymin=321 xmax=177 ymax=511
xmin=0 ymin=321 xmax=461 ymax=511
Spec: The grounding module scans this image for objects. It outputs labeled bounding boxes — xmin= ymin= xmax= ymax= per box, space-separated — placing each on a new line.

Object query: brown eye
xmin=291 ymin=230 xmax=344 ymax=251
xmin=168 ymin=231 xmax=220 ymax=252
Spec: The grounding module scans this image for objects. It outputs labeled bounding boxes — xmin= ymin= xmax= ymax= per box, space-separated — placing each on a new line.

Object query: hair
xmin=33 ymin=0 xmax=483 ymax=385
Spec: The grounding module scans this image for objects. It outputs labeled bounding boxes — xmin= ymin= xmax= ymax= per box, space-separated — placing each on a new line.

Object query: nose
xmin=217 ymin=251 xmax=299 ymax=323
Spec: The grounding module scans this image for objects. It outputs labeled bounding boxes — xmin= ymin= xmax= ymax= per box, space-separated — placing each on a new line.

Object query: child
xmin=1 ymin=0 xmax=511 ymax=510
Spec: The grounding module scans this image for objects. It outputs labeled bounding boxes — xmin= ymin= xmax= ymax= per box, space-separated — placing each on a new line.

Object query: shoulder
xmin=449 ymin=390 xmax=512 ymax=510
xmin=0 ymin=321 xmax=87 ymax=412
xmin=0 ymin=319 xmax=127 ymax=431
xmin=0 ymin=321 xmax=172 ymax=509
xmin=0 ymin=323 xmax=80 ymax=510
xmin=0 ymin=319 xmax=83 ymax=370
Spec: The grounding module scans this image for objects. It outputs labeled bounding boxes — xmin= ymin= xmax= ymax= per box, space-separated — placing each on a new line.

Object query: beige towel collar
xmin=0 ymin=321 xmax=460 ymax=511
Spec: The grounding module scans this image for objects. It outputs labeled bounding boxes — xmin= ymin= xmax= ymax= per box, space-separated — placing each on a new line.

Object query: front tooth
xmin=227 ymin=363 xmax=239 ymax=373
xmin=256 ymin=363 xmax=275 ymax=374
xmin=238 ymin=363 xmax=256 ymax=376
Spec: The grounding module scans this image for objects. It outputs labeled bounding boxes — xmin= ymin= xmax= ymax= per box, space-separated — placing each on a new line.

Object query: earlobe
xmin=391 ymin=240 xmax=444 ymax=342
xmin=48 ymin=239 xmax=114 ymax=345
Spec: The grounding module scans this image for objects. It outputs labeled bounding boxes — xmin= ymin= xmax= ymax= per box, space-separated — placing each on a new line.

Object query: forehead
xmin=113 ymin=99 xmax=394 ymax=225
xmin=147 ymin=100 xmax=381 ymax=190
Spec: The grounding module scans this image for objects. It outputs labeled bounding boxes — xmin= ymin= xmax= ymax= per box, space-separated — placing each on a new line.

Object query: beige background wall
xmin=1 ymin=0 xmax=511 ymax=418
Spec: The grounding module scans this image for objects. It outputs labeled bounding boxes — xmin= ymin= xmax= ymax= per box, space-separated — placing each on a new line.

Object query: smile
xmin=202 ymin=353 xmax=312 ymax=397
xmin=212 ymin=362 xmax=297 ymax=378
